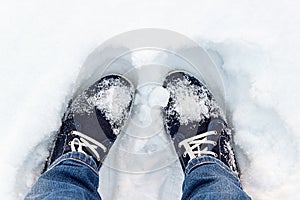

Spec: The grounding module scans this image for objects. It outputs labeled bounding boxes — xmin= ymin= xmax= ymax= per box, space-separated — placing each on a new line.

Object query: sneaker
xmin=162 ymin=71 xmax=239 ymax=175
xmin=45 ymin=74 xmax=135 ymax=170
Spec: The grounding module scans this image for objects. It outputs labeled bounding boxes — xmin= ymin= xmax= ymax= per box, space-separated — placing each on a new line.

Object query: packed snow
xmin=71 ymin=77 xmax=134 ymax=133
xmin=164 ymin=73 xmax=223 ymax=125
xmin=1 ymin=1 xmax=300 ymax=200
xmin=148 ymin=86 xmax=169 ymax=108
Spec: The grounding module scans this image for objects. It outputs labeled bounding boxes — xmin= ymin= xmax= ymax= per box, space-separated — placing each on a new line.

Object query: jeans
xmin=182 ymin=156 xmax=251 ymax=200
xmin=25 ymin=152 xmax=101 ymax=200
xmin=25 ymin=152 xmax=251 ymax=200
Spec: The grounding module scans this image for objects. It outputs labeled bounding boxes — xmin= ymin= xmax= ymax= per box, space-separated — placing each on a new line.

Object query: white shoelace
xmin=70 ymin=131 xmax=107 ymax=161
xmin=179 ymin=130 xmax=218 ymax=159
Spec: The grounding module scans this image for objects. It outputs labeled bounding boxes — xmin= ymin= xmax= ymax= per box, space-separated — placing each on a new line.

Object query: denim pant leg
xmin=182 ymin=156 xmax=251 ymax=200
xmin=25 ymin=152 xmax=101 ymax=200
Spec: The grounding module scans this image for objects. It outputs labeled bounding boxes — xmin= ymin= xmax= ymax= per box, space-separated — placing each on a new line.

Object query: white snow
xmin=1 ymin=1 xmax=300 ymax=200
xmin=132 ymin=85 xmax=169 ymax=128
xmin=164 ymin=75 xmax=222 ymax=125
xmin=148 ymin=86 xmax=169 ymax=108
xmin=90 ymin=79 xmax=134 ymax=130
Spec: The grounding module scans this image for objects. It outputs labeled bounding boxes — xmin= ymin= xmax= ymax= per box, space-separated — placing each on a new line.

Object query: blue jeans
xmin=25 ymin=152 xmax=251 ymax=200
xmin=25 ymin=152 xmax=101 ymax=200
xmin=182 ymin=156 xmax=251 ymax=200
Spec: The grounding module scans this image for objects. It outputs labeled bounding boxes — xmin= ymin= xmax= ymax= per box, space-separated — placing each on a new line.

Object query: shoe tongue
xmin=207 ymin=118 xmax=226 ymax=134
xmin=202 ymin=118 xmax=226 ymax=152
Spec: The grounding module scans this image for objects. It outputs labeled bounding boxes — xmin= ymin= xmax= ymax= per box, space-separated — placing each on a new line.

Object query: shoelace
xmin=179 ymin=130 xmax=218 ymax=159
xmin=70 ymin=131 xmax=107 ymax=161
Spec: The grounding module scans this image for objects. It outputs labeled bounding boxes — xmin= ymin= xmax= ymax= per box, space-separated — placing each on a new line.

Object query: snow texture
xmin=1 ymin=1 xmax=300 ymax=200
xmin=133 ymin=85 xmax=170 ymax=127
xmin=71 ymin=77 xmax=134 ymax=133
xmin=148 ymin=86 xmax=169 ymax=108
xmin=164 ymin=75 xmax=223 ymax=125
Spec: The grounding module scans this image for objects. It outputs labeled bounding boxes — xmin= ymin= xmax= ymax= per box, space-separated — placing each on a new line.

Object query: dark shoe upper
xmin=162 ymin=71 xmax=239 ymax=176
xmin=46 ymin=74 xmax=135 ymax=170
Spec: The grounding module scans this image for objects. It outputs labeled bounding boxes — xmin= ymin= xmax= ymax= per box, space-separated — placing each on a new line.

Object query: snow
xmin=71 ymin=77 xmax=135 ymax=133
xmin=133 ymin=85 xmax=169 ymax=128
xmin=164 ymin=74 xmax=222 ymax=125
xmin=1 ymin=0 xmax=300 ymax=200
xmin=99 ymin=83 xmax=182 ymax=200
xmin=148 ymin=86 xmax=169 ymax=108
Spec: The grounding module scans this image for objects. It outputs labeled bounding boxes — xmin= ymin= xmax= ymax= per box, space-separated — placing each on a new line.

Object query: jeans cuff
xmin=47 ymin=152 xmax=99 ymax=174
xmin=185 ymin=156 xmax=234 ymax=176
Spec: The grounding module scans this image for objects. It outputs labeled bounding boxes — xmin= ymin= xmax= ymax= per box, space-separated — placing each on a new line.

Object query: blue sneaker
xmin=162 ymin=71 xmax=239 ymax=175
xmin=46 ymin=74 xmax=135 ymax=170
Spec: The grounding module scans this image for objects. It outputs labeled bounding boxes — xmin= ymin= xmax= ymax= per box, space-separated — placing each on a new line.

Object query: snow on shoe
xmin=71 ymin=75 xmax=135 ymax=135
xmin=162 ymin=71 xmax=239 ymax=176
xmin=46 ymin=74 xmax=135 ymax=170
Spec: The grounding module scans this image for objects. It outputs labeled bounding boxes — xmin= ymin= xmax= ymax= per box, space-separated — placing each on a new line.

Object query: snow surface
xmin=1 ymin=1 xmax=300 ymax=200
